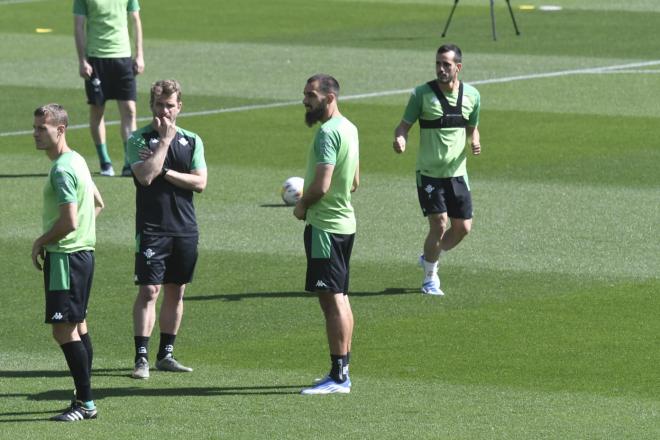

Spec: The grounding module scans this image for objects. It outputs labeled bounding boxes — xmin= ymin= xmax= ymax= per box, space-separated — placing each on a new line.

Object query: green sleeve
xmin=314 ymin=128 xmax=340 ymax=165
xmin=191 ymin=135 xmax=207 ymax=170
xmin=468 ymin=90 xmax=480 ymax=127
xmin=51 ymin=165 xmax=78 ymax=205
xmin=127 ymin=0 xmax=140 ymax=12
xmin=73 ymin=0 xmax=87 ymax=15
xmin=126 ymin=133 xmax=146 ymax=165
xmin=402 ymin=87 xmax=422 ymax=125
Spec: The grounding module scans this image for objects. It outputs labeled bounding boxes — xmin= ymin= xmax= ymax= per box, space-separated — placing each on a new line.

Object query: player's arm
xmin=31 ymin=203 xmax=77 ymax=271
xmin=93 ymin=184 xmax=104 ymax=217
xmin=131 ymin=117 xmax=175 ymax=186
xmin=467 ymin=125 xmax=481 ymax=155
xmin=73 ymin=15 xmax=92 ymax=79
xmin=393 ymin=120 xmax=412 ymax=154
xmin=294 ymin=163 xmax=334 ymax=220
xmin=129 ymin=11 xmax=144 ymax=75
xmin=351 ymin=161 xmax=359 ymax=192
xmin=163 ymin=168 xmax=207 ymax=193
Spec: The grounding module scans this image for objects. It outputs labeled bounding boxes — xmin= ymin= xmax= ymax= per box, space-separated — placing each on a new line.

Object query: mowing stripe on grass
xmin=3 ymin=59 xmax=659 ymax=138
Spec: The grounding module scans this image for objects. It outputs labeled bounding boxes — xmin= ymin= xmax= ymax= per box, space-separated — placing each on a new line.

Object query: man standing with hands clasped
xmin=294 ymin=74 xmax=360 ymax=395
xmin=127 ymin=80 xmax=207 ymax=379
xmin=393 ymin=44 xmax=481 ymax=296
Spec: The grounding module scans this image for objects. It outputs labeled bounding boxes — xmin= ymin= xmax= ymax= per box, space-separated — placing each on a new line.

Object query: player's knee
xmin=89 ymin=105 xmax=105 ymax=120
xmin=428 ymin=216 xmax=448 ymax=236
xmin=51 ymin=324 xmax=76 ymax=345
xmin=119 ymin=102 xmax=136 ymax=120
xmin=454 ymin=220 xmax=472 ymax=237
xmin=137 ymin=285 xmax=160 ymax=303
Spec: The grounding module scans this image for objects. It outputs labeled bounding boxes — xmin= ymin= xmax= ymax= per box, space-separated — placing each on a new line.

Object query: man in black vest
xmin=392 ymin=44 xmax=481 ymax=296
xmin=126 ymin=79 xmax=208 ymax=378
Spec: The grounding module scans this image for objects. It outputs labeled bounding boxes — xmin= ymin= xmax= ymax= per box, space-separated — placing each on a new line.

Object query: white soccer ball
xmin=281 ymin=176 xmax=304 ymax=206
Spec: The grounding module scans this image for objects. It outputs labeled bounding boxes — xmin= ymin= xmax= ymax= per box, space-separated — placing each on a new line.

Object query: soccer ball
xmin=281 ymin=177 xmax=304 ymax=206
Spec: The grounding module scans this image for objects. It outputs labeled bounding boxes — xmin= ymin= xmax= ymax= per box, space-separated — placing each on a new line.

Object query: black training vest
xmin=418 ymin=81 xmax=469 ymax=129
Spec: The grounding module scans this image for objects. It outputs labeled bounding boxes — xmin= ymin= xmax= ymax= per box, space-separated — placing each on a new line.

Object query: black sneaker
xmin=50 ymin=402 xmax=97 ymax=422
xmin=121 ymin=165 xmax=132 ymax=177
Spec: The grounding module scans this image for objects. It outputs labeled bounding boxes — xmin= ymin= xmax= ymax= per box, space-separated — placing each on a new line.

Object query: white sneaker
xmin=419 ymin=255 xmax=444 ymax=296
xmin=422 ymin=275 xmax=445 ymax=296
xmin=301 ymin=376 xmax=351 ymax=395
xmin=131 ymin=357 xmax=150 ymax=379
xmin=100 ymin=163 xmax=115 ymax=177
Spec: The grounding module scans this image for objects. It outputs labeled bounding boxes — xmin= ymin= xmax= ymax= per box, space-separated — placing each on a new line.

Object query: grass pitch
xmin=0 ymin=0 xmax=658 ymax=438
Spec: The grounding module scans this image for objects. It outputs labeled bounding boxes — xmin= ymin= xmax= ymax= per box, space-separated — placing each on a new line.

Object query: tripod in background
xmin=441 ymin=0 xmax=521 ymax=41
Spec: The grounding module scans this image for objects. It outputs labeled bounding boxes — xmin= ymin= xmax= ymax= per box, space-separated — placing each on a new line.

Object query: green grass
xmin=0 ymin=0 xmax=658 ymax=438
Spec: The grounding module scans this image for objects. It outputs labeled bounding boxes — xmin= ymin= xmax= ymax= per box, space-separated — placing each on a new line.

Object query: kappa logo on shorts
xmin=149 ymin=138 xmax=159 ymax=147
xmin=51 ymin=312 xmax=63 ymax=321
xmin=143 ymin=248 xmax=155 ymax=259
xmin=315 ymin=280 xmax=328 ymax=288
xmin=424 ymin=184 xmax=434 ymax=194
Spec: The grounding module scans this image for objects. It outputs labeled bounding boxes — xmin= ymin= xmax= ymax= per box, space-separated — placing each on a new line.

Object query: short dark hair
xmin=150 ymin=79 xmax=182 ymax=106
xmin=34 ymin=103 xmax=68 ymax=127
xmin=437 ymin=44 xmax=462 ymax=63
xmin=307 ymin=74 xmax=340 ymax=97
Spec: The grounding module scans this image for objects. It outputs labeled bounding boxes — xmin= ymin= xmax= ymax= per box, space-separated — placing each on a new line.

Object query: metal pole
xmin=505 ymin=0 xmax=521 ymax=35
xmin=441 ymin=0 xmax=460 ymax=37
xmin=490 ymin=0 xmax=497 ymax=40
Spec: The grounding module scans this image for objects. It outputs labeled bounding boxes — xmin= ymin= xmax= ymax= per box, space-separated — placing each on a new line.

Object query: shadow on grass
xmin=259 ymin=203 xmax=290 ymax=208
xmin=186 ymin=287 xmax=417 ymax=302
xmin=0 ymin=173 xmax=48 ymax=178
xmin=0 ymin=368 xmax=129 ymax=379
xmin=0 ymin=384 xmax=304 ymax=422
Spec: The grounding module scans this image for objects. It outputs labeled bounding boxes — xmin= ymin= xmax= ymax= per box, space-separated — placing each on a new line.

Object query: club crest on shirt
xmin=178 ymin=137 xmax=188 ymax=146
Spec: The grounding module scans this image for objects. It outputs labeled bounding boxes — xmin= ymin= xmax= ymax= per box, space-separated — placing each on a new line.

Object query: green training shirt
xmin=73 ymin=0 xmax=140 ymax=58
xmin=402 ymin=81 xmax=480 ymax=178
xmin=42 ymin=151 xmax=96 ymax=253
xmin=304 ymin=116 xmax=359 ymax=235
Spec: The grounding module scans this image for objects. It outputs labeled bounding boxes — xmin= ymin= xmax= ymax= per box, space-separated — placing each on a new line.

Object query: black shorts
xmin=44 ymin=251 xmax=94 ymax=324
xmin=85 ymin=57 xmax=137 ymax=105
xmin=135 ymin=234 xmax=199 ymax=286
xmin=304 ymin=225 xmax=355 ymax=295
xmin=416 ymin=173 xmax=473 ymax=219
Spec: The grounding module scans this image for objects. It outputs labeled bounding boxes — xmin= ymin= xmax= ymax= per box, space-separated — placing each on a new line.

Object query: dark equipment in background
xmin=442 ymin=0 xmax=521 ymax=41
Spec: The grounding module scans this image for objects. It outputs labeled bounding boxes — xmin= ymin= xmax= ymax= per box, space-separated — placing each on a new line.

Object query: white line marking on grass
xmin=584 ymin=70 xmax=660 ymax=74
xmin=0 ymin=0 xmax=45 ymax=5
xmin=3 ymin=59 xmax=660 ymax=138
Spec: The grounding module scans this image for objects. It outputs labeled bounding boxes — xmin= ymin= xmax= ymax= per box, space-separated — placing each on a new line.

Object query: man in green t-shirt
xmin=393 ymin=44 xmax=482 ymax=296
xmin=294 ymin=74 xmax=360 ymax=395
xmin=74 ymin=0 xmax=144 ymax=177
xmin=32 ymin=104 xmax=104 ymax=421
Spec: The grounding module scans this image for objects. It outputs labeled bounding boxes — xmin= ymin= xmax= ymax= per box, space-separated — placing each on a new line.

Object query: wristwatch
xmin=161 ymin=166 xmax=170 ymax=177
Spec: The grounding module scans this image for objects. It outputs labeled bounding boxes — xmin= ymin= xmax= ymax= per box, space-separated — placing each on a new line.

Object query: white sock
xmin=423 ymin=258 xmax=438 ymax=278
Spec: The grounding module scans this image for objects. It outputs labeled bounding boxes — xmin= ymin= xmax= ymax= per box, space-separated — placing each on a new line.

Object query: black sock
xmin=330 ymin=354 xmax=348 ymax=383
xmin=157 ymin=333 xmax=177 ymax=361
xmin=80 ymin=333 xmax=93 ymax=374
xmin=134 ymin=336 xmax=150 ymax=362
xmin=61 ymin=341 xmax=92 ymax=402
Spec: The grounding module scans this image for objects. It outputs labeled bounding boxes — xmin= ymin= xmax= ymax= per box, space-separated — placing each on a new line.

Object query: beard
xmin=304 ymin=100 xmax=327 ymax=127
xmin=437 ymin=72 xmax=452 ymax=84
